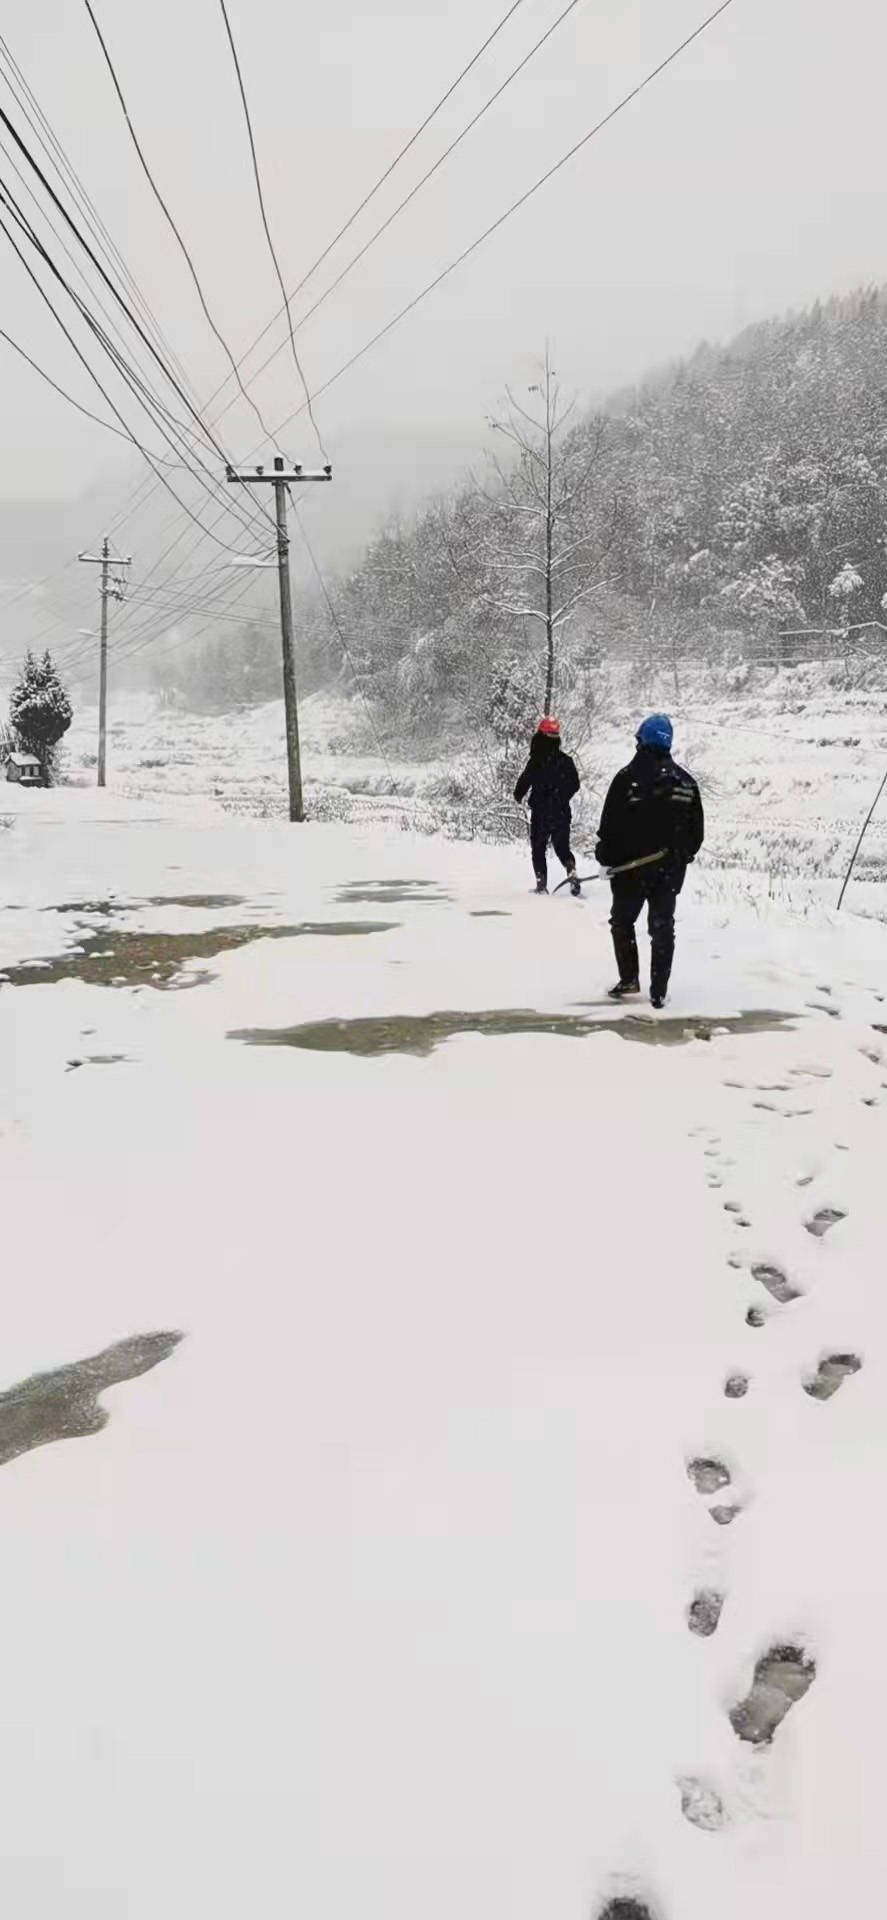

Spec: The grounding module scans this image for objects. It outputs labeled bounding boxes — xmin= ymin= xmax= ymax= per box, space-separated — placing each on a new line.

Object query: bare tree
xmin=468 ymin=349 xmax=614 ymax=715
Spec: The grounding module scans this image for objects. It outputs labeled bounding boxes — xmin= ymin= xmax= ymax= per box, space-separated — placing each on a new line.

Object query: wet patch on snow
xmin=729 ymin=1644 xmax=817 ymax=1746
xmin=337 ymin=880 xmax=451 ymax=906
xmin=803 ymin=1353 xmax=863 ymax=1401
xmin=0 ymin=921 xmax=397 ymax=991
xmin=230 ymin=1008 xmax=793 ymax=1058
xmin=66 ymin=1054 xmax=130 ymax=1071
xmin=0 ymin=1331 xmax=183 ymax=1471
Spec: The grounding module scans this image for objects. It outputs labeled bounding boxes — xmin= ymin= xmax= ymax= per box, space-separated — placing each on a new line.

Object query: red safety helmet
xmin=538 ymin=716 xmax=560 ymax=736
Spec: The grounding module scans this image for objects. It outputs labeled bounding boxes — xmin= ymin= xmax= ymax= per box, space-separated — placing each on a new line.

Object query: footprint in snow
xmin=678 ymin=1775 xmax=728 ymax=1832
xmin=687 ymin=1458 xmax=742 ymax=1524
xmin=687 ymin=1457 xmax=731 ymax=1495
xmin=803 ymin=1353 xmax=862 ymax=1401
xmin=806 ymin=999 xmax=841 ymax=1019
xmin=729 ymin=1645 xmax=816 ymax=1746
xmin=804 ymin=1206 xmax=847 ymax=1238
xmin=597 ymin=1902 xmax=658 ymax=1920
xmin=724 ymin=1372 xmax=750 ymax=1398
xmin=687 ymin=1588 xmax=725 ymax=1637
xmin=752 ymin=1262 xmax=802 ymax=1305
xmin=746 ymin=1306 xmax=767 ymax=1329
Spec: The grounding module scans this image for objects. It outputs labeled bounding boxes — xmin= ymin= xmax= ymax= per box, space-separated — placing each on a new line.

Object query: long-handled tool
xmin=551 ymin=848 xmax=669 ymax=894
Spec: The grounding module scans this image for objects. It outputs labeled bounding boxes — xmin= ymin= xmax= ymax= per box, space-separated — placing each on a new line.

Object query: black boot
xmin=608 ymin=979 xmax=641 ymax=1000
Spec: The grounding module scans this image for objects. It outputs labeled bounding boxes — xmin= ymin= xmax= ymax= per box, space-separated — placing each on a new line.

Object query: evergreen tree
xmin=9 ymin=649 xmax=73 ymax=783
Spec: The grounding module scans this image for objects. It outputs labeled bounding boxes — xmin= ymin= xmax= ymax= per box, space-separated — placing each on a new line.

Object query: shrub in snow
xmin=8 ymin=649 xmax=73 ymax=784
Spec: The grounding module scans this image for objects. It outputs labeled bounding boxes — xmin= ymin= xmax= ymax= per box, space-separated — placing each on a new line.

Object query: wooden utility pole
xmin=78 ymin=539 xmax=131 ymax=787
xmin=225 ymin=455 xmax=332 ymax=822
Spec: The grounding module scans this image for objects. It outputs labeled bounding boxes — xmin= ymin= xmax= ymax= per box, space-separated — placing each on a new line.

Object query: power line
xmin=0 ymin=183 xmax=269 ymax=554
xmin=216 ymin=0 xmax=327 ymax=464
xmin=0 ymin=121 xmax=218 ymax=473
xmin=0 ymin=94 xmax=233 ymax=465
xmin=271 ymin=0 xmax=738 ymax=441
xmin=212 ymin=0 xmax=588 ymax=421
xmin=0 ymin=320 xmax=188 ymax=460
xmin=0 ymin=29 xmax=202 ymax=409
xmin=0 ymin=164 xmax=271 ymax=550
xmin=80 ymin=0 xmax=279 ymax=449
xmin=3 ymin=0 xmax=534 ymax=641
xmin=187 ymin=0 xmax=530 ymax=432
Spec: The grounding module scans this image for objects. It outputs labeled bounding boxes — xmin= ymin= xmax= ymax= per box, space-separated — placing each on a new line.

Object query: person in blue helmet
xmin=595 ymin=714 xmax=704 ymax=1007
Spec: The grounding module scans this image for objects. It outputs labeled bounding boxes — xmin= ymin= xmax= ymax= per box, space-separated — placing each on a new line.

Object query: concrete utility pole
xmin=78 ymin=539 xmax=131 ymax=787
xmin=226 ymin=455 xmax=332 ymax=822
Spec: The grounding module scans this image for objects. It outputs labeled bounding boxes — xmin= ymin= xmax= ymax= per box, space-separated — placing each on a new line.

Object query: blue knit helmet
xmin=637 ymin=712 xmax=673 ymax=751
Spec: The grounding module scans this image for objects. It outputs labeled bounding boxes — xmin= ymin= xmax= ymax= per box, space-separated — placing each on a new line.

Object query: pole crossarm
xmin=226 ymin=463 xmax=332 ymax=485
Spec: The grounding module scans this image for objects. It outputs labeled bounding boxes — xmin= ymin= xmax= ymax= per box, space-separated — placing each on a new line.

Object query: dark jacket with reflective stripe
xmin=595 ymin=747 xmax=704 ymax=869
xmin=514 ymin=736 xmax=580 ymax=822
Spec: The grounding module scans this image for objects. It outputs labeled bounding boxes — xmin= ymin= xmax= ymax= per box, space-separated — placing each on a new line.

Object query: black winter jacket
xmin=514 ymin=735 xmax=580 ymax=820
xmin=595 ymin=747 xmax=704 ymax=870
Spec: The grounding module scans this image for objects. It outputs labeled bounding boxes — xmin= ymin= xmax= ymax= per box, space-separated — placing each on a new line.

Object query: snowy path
xmin=0 ymin=790 xmax=885 ymax=1918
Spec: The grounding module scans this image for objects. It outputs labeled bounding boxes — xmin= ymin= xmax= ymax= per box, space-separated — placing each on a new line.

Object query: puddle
xmin=337 ymin=884 xmax=451 ymax=906
xmin=0 ymin=1330 xmax=183 ymax=1470
xmin=50 ymin=893 xmax=248 ymax=916
xmin=0 ymin=921 xmax=397 ymax=991
xmin=230 ymin=1007 xmax=793 ymax=1059
xmin=146 ymin=893 xmax=247 ymax=910
xmin=66 ymin=1054 xmax=129 ymax=1071
xmin=729 ymin=1644 xmax=816 ymax=1746
xmin=803 ymin=1352 xmax=862 ymax=1401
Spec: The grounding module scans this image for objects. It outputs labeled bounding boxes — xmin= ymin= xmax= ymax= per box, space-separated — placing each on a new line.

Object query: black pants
xmin=609 ymin=865 xmax=684 ymax=993
xmin=530 ymin=813 xmax=575 ymax=888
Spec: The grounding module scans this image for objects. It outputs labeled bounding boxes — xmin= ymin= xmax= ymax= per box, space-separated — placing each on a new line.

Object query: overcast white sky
xmin=1 ymin=0 xmax=886 ymax=531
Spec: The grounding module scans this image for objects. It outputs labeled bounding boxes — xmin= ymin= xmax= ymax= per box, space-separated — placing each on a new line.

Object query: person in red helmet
xmin=514 ymin=716 xmax=581 ymax=894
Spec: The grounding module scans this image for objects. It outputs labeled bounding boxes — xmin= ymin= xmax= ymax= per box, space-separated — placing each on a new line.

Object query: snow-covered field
xmin=56 ymin=670 xmax=887 ymax=897
xmin=1 ymin=691 xmax=886 ymax=1919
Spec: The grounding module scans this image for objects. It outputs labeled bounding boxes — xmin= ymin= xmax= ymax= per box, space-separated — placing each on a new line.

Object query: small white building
xmin=5 ymin=752 xmax=42 ymax=787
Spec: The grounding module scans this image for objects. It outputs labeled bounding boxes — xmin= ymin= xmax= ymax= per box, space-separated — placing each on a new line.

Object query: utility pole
xmin=226 ymin=455 xmax=332 ymax=822
xmin=78 ymin=539 xmax=131 ymax=787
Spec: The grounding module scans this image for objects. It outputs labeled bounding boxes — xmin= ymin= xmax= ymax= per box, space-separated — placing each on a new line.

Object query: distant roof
xmin=9 ymin=752 xmax=40 ymax=767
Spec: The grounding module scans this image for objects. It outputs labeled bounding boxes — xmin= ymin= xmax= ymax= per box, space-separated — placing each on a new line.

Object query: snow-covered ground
xmin=1 ymin=694 xmax=886 ymax=1919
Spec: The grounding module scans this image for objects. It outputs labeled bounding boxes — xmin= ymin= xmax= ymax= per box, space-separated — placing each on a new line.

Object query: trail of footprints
xmin=594 ymin=1007 xmax=879 ymax=1912
xmin=677 ymin=1026 xmax=870 ymax=1845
